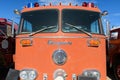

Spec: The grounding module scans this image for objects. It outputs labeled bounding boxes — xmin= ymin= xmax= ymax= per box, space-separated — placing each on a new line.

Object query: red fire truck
xmin=107 ymin=27 xmax=120 ymax=80
xmin=6 ymin=2 xmax=108 ymax=80
xmin=0 ymin=18 xmax=18 ymax=79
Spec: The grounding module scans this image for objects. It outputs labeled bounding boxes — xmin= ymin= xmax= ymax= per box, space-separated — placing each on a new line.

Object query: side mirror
xmin=110 ymin=32 xmax=118 ymax=40
xmin=101 ymin=11 xmax=108 ymax=16
xmin=7 ymin=25 xmax=12 ymax=37
xmin=14 ymin=9 xmax=21 ymax=15
xmin=8 ymin=19 xmax=15 ymax=37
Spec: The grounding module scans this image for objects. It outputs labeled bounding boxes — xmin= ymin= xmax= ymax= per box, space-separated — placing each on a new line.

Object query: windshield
xmin=62 ymin=9 xmax=102 ymax=34
xmin=0 ymin=24 xmax=7 ymax=36
xmin=20 ymin=9 xmax=58 ymax=33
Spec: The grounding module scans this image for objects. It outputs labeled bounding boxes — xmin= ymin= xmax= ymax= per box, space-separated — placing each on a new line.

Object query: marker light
xmin=20 ymin=39 xmax=32 ymax=47
xmin=69 ymin=3 xmax=72 ymax=6
xmin=87 ymin=38 xmax=100 ymax=47
xmin=59 ymin=2 xmax=62 ymax=6
xmin=82 ymin=2 xmax=88 ymax=7
xmin=34 ymin=2 xmax=39 ymax=7
xmin=49 ymin=3 xmax=52 ymax=6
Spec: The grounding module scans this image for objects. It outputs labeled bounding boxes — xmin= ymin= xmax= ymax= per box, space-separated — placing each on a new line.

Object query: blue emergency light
xmin=27 ymin=3 xmax=34 ymax=8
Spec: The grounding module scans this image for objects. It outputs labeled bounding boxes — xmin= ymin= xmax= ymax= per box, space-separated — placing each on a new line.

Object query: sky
xmin=0 ymin=0 xmax=120 ymax=29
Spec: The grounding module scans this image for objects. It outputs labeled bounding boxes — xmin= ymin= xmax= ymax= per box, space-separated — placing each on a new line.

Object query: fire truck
xmin=107 ymin=27 xmax=120 ymax=80
xmin=6 ymin=2 xmax=107 ymax=80
xmin=0 ymin=18 xmax=18 ymax=78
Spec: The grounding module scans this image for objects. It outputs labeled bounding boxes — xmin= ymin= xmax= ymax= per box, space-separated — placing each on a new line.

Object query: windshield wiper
xmin=29 ymin=26 xmax=56 ymax=36
xmin=65 ymin=23 xmax=92 ymax=37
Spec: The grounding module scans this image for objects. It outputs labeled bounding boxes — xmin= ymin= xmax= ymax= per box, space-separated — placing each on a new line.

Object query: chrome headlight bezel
xmin=82 ymin=70 xmax=101 ymax=80
xmin=52 ymin=49 xmax=67 ymax=65
xmin=19 ymin=69 xmax=38 ymax=80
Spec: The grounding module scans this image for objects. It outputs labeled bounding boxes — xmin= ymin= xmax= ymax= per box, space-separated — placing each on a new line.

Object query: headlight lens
xmin=19 ymin=69 xmax=38 ymax=80
xmin=82 ymin=70 xmax=100 ymax=80
xmin=52 ymin=49 xmax=67 ymax=65
xmin=55 ymin=76 xmax=64 ymax=80
xmin=53 ymin=69 xmax=67 ymax=80
xmin=29 ymin=71 xmax=37 ymax=79
xmin=20 ymin=71 xmax=28 ymax=79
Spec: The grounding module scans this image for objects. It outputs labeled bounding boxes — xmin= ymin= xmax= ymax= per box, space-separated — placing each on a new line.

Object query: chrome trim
xmin=16 ymin=36 xmax=106 ymax=39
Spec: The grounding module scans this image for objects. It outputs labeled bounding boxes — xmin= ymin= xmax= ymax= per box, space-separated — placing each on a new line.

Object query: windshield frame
xmin=18 ymin=9 xmax=59 ymax=34
xmin=0 ymin=24 xmax=7 ymax=36
xmin=61 ymin=9 xmax=104 ymax=35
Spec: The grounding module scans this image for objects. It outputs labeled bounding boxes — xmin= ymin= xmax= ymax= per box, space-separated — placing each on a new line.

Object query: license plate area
xmin=78 ymin=76 xmax=97 ymax=80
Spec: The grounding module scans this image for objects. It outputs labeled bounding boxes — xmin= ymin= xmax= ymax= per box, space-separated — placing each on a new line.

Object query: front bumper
xmin=6 ymin=69 xmax=99 ymax=80
xmin=6 ymin=69 xmax=19 ymax=80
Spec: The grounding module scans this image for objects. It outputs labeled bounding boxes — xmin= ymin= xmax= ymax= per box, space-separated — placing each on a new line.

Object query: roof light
xmin=82 ymin=2 xmax=88 ymax=7
xmin=24 ymin=6 xmax=27 ymax=8
xmin=88 ymin=3 xmax=95 ymax=8
xmin=27 ymin=3 xmax=33 ymax=8
xmin=69 ymin=3 xmax=72 ymax=6
xmin=59 ymin=2 xmax=62 ymax=6
xmin=34 ymin=2 xmax=39 ymax=7
xmin=49 ymin=3 xmax=52 ymax=6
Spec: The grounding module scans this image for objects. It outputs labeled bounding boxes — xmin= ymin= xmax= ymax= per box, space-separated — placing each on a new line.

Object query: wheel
xmin=113 ymin=61 xmax=120 ymax=80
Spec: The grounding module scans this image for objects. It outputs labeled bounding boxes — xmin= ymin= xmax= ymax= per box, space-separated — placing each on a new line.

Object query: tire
xmin=113 ymin=61 xmax=120 ymax=80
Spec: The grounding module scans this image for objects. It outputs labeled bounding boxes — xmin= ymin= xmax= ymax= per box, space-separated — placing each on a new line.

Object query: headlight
xmin=53 ymin=69 xmax=67 ymax=80
xmin=54 ymin=76 xmax=64 ymax=80
xmin=52 ymin=49 xmax=67 ymax=65
xmin=19 ymin=71 xmax=28 ymax=79
xmin=82 ymin=70 xmax=100 ymax=80
xmin=19 ymin=69 xmax=38 ymax=80
xmin=29 ymin=70 xmax=37 ymax=79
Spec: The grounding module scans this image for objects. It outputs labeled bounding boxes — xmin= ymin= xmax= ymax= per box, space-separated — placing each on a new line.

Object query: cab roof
xmin=21 ymin=2 xmax=101 ymax=13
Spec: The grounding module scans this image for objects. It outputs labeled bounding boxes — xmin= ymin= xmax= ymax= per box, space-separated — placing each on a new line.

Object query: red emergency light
xmin=34 ymin=2 xmax=39 ymax=7
xmin=82 ymin=2 xmax=95 ymax=8
xmin=82 ymin=2 xmax=88 ymax=7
